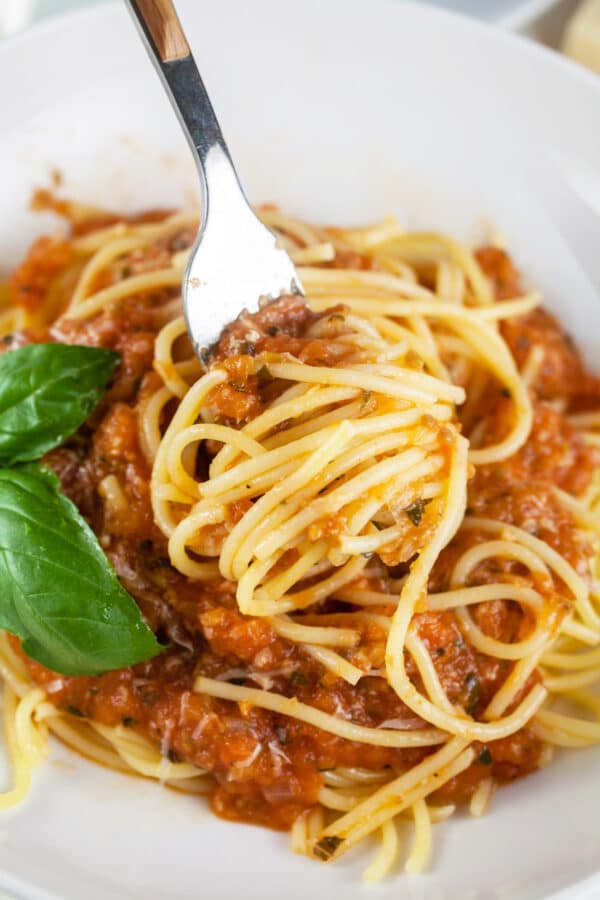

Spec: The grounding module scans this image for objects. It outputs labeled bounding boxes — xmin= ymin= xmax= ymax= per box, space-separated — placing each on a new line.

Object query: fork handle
xmin=126 ymin=0 xmax=189 ymax=62
xmin=124 ymin=0 xmax=248 ymax=213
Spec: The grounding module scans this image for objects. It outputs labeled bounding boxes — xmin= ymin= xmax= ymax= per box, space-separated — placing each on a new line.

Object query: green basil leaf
xmin=0 ymin=464 xmax=163 ymax=675
xmin=0 ymin=343 xmax=119 ymax=465
xmin=0 ymin=591 xmax=27 ymax=640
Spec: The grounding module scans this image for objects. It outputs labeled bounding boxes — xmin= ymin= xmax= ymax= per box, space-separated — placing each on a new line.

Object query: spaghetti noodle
xmin=1 ymin=199 xmax=600 ymax=881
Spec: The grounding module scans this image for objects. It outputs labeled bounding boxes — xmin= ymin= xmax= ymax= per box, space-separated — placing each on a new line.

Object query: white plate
xmin=1 ymin=2 xmax=600 ymax=898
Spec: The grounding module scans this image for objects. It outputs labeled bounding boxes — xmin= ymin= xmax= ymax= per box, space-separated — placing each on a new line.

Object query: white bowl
xmin=1 ymin=2 xmax=600 ymax=898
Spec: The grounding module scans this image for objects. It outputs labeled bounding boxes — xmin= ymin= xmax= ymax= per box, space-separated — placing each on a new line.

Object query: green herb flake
xmin=464 ymin=672 xmax=481 ymax=716
xmin=228 ymin=380 xmax=251 ymax=393
xmin=478 ymin=747 xmax=493 ymax=765
xmin=66 ymin=705 xmax=86 ymax=718
xmin=500 ymin=387 xmax=512 ymax=399
xmin=0 ymin=343 xmax=119 ymax=465
xmin=313 ymin=836 xmax=344 ymax=861
xmin=404 ymin=497 xmax=431 ymax=526
xmin=290 ymin=672 xmax=308 ymax=687
xmin=359 ymin=390 xmax=372 ymax=412
xmin=122 ymin=716 xmax=137 ymax=727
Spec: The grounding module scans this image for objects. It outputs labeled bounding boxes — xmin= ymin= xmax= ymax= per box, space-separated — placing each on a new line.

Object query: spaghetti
xmin=1 ymin=199 xmax=600 ymax=882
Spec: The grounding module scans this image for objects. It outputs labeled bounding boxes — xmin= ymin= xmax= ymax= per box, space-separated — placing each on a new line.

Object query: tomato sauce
xmin=9 ymin=237 xmax=73 ymax=312
xmin=7 ymin=231 xmax=600 ymax=830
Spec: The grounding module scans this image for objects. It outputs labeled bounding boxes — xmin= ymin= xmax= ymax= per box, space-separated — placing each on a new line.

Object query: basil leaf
xmin=0 ymin=464 xmax=163 ymax=675
xmin=0 ymin=343 xmax=119 ymax=465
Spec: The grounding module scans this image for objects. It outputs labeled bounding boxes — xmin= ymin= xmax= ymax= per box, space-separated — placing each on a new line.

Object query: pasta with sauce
xmin=1 ymin=197 xmax=600 ymax=882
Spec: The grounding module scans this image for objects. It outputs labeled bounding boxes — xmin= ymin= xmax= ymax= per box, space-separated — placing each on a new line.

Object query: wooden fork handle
xmin=124 ymin=0 xmax=248 ymax=243
xmin=127 ymin=0 xmax=190 ymax=62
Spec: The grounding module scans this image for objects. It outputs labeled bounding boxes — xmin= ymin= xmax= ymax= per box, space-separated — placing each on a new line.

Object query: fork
xmin=124 ymin=0 xmax=304 ymax=361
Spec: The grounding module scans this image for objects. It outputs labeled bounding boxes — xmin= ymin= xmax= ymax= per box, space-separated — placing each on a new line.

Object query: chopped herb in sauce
xmin=313 ymin=835 xmax=343 ymax=861
xmin=66 ymin=705 xmax=86 ymax=718
xmin=478 ymin=747 xmax=493 ymax=765
xmin=404 ymin=497 xmax=431 ymax=526
xmin=359 ymin=390 xmax=372 ymax=412
xmin=464 ymin=673 xmax=481 ymax=716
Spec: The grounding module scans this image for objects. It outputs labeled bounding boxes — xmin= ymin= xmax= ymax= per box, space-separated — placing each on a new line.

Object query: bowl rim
xmin=1 ymin=3 xmax=600 ymax=900
xmin=1 ymin=0 xmax=599 ymax=97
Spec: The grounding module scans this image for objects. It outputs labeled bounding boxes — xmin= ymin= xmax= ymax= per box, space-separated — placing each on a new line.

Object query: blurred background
xmin=0 ymin=0 xmax=598 ymax=74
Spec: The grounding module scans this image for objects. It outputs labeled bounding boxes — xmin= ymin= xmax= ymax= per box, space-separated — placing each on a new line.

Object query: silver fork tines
xmin=124 ymin=0 xmax=305 ymax=361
